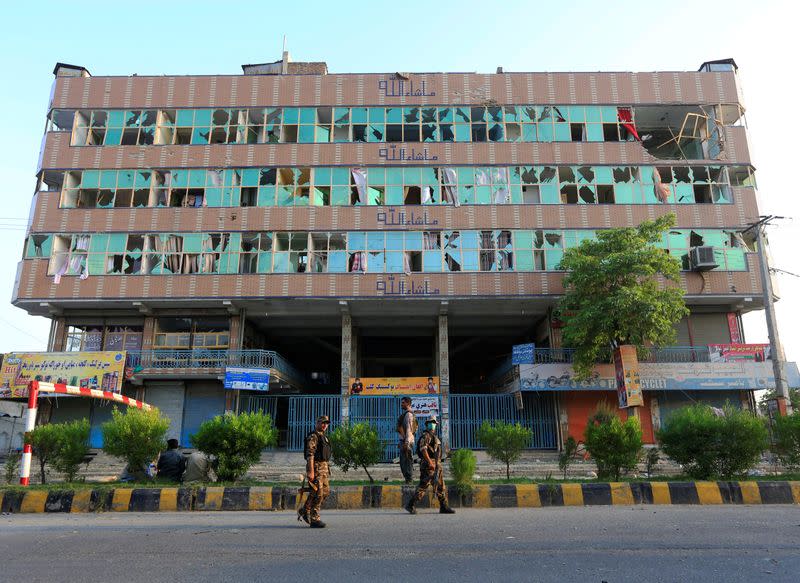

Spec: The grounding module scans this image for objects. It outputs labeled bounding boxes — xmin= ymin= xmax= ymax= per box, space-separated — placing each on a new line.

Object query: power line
xmin=0 ymin=315 xmax=48 ymax=345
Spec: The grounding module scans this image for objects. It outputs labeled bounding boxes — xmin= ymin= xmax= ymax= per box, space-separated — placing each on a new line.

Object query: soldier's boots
xmin=297 ymin=506 xmax=311 ymax=525
xmin=310 ymin=519 xmax=326 ymax=528
xmin=404 ymin=499 xmax=418 ymax=514
xmin=439 ymin=504 xmax=456 ymax=514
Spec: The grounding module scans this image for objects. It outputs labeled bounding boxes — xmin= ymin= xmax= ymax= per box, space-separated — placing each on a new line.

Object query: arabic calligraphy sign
xmin=349 ymin=376 xmax=440 ymax=396
xmin=0 ymin=351 xmax=127 ymax=398
xmin=378 ymin=78 xmax=436 ymax=98
xmin=377 ymin=209 xmax=439 ymax=228
xmin=378 ymin=145 xmax=438 ymax=162
xmin=376 ymin=275 xmax=440 ymax=296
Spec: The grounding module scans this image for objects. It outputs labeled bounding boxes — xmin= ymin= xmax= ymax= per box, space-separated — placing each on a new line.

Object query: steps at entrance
xmin=4 ymin=449 xmax=738 ymax=484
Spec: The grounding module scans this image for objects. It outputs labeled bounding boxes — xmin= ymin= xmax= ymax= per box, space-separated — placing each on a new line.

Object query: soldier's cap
xmin=316 ymin=415 xmax=330 ymax=424
xmin=426 ymin=415 xmax=438 ymax=424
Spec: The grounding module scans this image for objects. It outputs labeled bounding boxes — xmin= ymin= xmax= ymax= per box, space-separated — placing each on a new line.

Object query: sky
xmin=0 ymin=0 xmax=797 ymax=361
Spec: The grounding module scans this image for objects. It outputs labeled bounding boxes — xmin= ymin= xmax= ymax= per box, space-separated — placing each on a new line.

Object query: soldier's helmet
xmin=426 ymin=415 xmax=438 ymax=425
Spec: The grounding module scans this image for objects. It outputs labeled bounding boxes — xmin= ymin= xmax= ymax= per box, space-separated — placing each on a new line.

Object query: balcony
xmin=124 ymin=349 xmax=304 ymax=387
xmin=528 ymin=346 xmax=716 ymax=364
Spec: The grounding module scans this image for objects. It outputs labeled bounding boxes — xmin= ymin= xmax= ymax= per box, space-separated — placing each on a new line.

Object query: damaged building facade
xmin=7 ymin=55 xmax=782 ymax=455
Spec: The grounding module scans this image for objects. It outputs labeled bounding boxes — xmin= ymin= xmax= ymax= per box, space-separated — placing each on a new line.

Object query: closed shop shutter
xmin=145 ymin=383 xmax=186 ymax=442
xmin=181 ymin=382 xmax=225 ymax=446
xmin=690 ymin=313 xmax=731 ymax=345
xmin=49 ymin=397 xmax=91 ymax=424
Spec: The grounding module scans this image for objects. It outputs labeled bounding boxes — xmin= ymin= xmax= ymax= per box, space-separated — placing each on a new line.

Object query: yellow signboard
xmin=349 ymin=376 xmax=439 ymax=396
xmin=0 ymin=351 xmax=127 ymax=398
xmin=614 ymin=345 xmax=644 ymax=408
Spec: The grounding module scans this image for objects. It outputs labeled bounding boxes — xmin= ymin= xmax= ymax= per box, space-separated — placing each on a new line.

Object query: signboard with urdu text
xmin=349 ymin=376 xmax=439 ymax=395
xmin=0 ymin=351 xmax=126 ymax=398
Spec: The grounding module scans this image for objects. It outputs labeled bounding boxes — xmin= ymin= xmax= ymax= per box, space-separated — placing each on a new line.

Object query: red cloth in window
xmin=617 ymin=107 xmax=640 ymax=141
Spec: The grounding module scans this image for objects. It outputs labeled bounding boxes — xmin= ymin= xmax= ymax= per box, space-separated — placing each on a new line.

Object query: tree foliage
xmin=758 ymin=388 xmax=800 ymax=416
xmin=191 ymin=412 xmax=278 ymax=482
xmin=25 ymin=419 xmax=91 ymax=483
xmin=770 ymin=412 xmax=800 ymax=471
xmin=583 ymin=402 xmax=643 ymax=481
xmin=558 ymin=436 xmax=579 ymax=480
xmin=657 ymin=404 xmax=768 ymax=479
xmin=476 ymin=421 xmax=532 ymax=480
xmin=26 ymin=424 xmax=62 ymax=484
xmin=449 ymin=448 xmax=478 ymax=495
xmin=329 ymin=422 xmax=383 ymax=483
xmin=558 ymin=213 xmax=688 ymax=378
xmin=102 ymin=407 xmax=170 ymax=481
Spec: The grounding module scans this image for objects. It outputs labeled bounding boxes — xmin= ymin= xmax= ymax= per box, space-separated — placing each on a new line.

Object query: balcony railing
xmin=125 ymin=349 xmax=304 ymax=386
xmin=529 ymin=346 xmax=717 ymax=364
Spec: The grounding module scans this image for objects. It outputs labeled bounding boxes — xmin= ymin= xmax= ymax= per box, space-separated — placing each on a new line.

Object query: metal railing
xmin=125 ymin=349 xmax=304 ymax=386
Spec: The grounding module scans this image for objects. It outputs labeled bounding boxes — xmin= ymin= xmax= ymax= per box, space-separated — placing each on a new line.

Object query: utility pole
xmin=744 ymin=216 xmax=792 ymax=414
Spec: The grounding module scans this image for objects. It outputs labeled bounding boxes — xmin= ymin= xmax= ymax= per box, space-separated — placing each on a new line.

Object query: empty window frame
xmin=66 ymin=105 xmax=644 ymax=146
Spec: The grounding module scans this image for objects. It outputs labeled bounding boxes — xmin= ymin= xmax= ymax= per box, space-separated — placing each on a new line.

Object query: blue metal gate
xmin=287 ymin=396 xmax=341 ymax=451
xmin=450 ymin=393 xmax=557 ymax=450
xmin=350 ymin=395 xmax=440 ymax=462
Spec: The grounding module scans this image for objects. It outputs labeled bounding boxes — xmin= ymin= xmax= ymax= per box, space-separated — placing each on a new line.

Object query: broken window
xmin=49 ymin=110 xmax=75 ymax=133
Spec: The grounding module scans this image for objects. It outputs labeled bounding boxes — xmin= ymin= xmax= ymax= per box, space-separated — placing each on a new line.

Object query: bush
xmin=191 ymin=412 xmax=278 ymax=482
xmin=771 ymin=412 xmax=800 ymax=470
xmin=50 ymin=419 xmax=91 ymax=482
xmin=329 ymin=422 xmax=383 ymax=483
xmin=26 ymin=424 xmax=62 ymax=484
xmin=558 ymin=436 xmax=579 ymax=480
xmin=449 ymin=448 xmax=477 ymax=495
xmin=584 ymin=403 xmax=643 ymax=481
xmin=476 ymin=421 xmax=532 ymax=480
xmin=657 ymin=404 xmax=768 ymax=479
xmin=4 ymin=450 xmax=21 ymax=484
xmin=102 ymin=408 xmax=170 ymax=481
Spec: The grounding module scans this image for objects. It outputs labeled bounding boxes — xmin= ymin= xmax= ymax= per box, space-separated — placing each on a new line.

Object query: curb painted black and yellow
xmin=2 ymin=481 xmax=798 ymax=513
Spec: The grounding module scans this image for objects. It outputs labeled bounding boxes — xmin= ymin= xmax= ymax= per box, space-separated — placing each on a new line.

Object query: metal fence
xmin=348 ymin=395 xmax=440 ymax=463
xmin=449 ymin=393 xmax=558 ymax=450
xmin=286 ymin=395 xmax=342 ymax=452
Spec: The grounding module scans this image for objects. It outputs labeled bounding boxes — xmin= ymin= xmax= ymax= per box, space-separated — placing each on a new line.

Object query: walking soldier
xmin=298 ymin=415 xmax=332 ymax=528
xmin=405 ymin=415 xmax=455 ymax=515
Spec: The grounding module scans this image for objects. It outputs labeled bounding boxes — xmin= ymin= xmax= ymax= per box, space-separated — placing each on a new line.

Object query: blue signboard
xmin=224 ymin=367 xmax=271 ymax=391
xmin=512 ymin=343 xmax=535 ymax=365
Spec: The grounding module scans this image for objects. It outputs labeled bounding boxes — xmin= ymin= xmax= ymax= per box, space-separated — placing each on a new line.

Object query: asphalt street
xmin=2 ymin=506 xmax=799 ymax=582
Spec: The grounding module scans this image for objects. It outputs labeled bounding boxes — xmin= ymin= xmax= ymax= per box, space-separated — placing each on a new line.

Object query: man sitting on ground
xmin=156 ymin=438 xmax=186 ymax=482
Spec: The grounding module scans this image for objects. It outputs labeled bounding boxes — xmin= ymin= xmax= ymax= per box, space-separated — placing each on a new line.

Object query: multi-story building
xmin=6 ymin=54 xmax=787 ymax=456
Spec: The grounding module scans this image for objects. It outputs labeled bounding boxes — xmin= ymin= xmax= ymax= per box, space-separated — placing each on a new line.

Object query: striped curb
xmin=2 ymin=481 xmax=799 ymax=513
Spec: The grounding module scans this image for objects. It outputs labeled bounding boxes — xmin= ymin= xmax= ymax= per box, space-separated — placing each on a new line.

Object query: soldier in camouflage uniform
xmin=405 ymin=415 xmax=455 ymax=515
xmin=298 ymin=415 xmax=332 ymax=528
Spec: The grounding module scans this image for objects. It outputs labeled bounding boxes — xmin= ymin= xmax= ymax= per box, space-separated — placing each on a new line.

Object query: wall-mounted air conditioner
xmin=690 ymin=246 xmax=718 ymax=271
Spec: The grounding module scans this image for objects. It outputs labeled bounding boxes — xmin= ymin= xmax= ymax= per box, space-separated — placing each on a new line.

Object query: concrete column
xmin=437 ymin=314 xmax=451 ymax=452
xmin=48 ymin=317 xmax=66 ymax=351
xmin=340 ymin=313 xmax=353 ymax=423
xmin=142 ymin=316 xmax=156 ymax=349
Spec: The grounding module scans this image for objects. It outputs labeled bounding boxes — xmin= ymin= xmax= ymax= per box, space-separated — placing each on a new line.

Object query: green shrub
xmin=584 ymin=403 xmax=643 ymax=481
xmin=190 ymin=412 xmax=278 ymax=482
xmin=657 ymin=404 xmax=768 ymax=479
xmin=50 ymin=419 xmax=91 ymax=482
xmin=771 ymin=411 xmax=800 ymax=470
xmin=329 ymin=422 xmax=383 ymax=483
xmin=558 ymin=436 xmax=579 ymax=480
xmin=3 ymin=450 xmax=21 ymax=484
xmin=102 ymin=408 xmax=170 ymax=481
xmin=476 ymin=421 xmax=532 ymax=480
xmin=26 ymin=424 xmax=62 ymax=484
xmin=449 ymin=448 xmax=477 ymax=495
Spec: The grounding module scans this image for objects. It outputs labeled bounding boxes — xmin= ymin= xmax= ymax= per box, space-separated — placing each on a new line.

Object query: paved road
xmin=2 ymin=506 xmax=799 ymax=582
